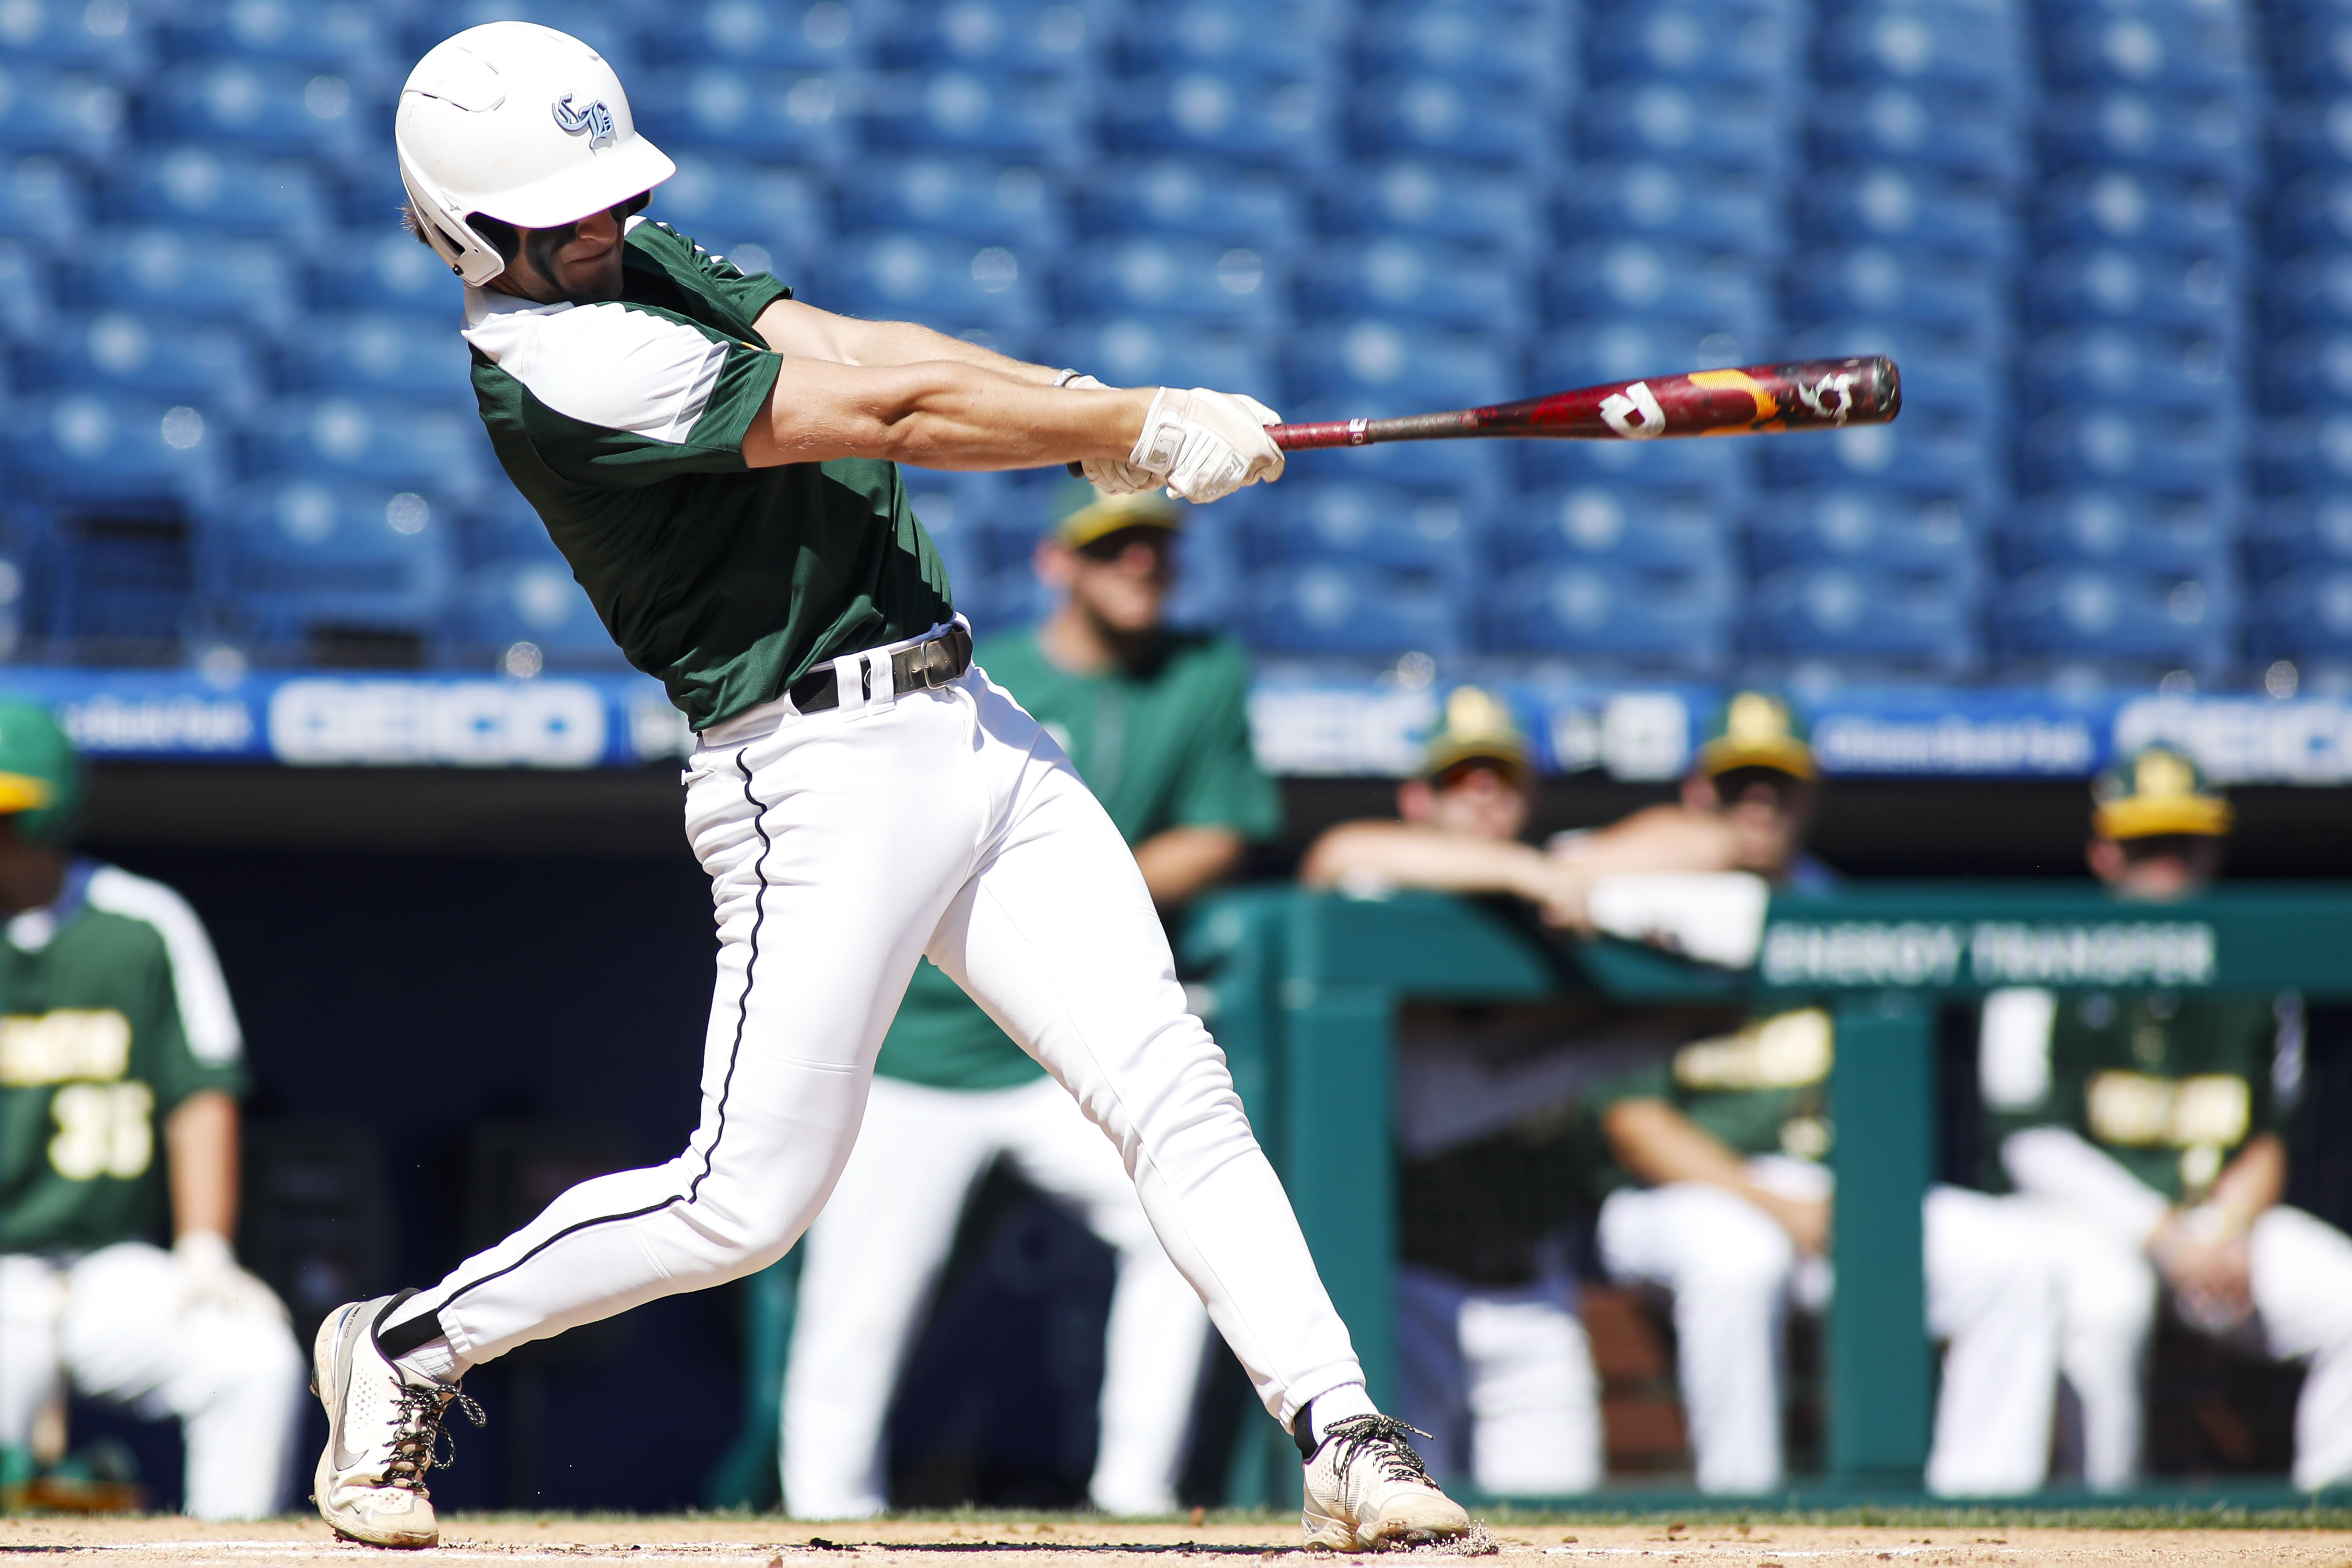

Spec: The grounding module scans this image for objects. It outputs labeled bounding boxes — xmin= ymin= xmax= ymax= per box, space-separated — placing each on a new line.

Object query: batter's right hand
xmin=1060 ymin=375 xmax=1161 ymax=493
xmin=1130 ymin=387 xmax=1285 ymax=504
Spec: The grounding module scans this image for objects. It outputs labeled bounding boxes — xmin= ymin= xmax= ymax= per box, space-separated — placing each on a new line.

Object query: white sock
xmin=1309 ymin=1382 xmax=1379 ymax=1445
xmin=393 ymin=1337 xmax=467 ymax=1386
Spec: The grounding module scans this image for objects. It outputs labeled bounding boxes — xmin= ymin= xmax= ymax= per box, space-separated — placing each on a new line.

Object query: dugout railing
xmin=1182 ymin=882 xmax=2352 ymax=1509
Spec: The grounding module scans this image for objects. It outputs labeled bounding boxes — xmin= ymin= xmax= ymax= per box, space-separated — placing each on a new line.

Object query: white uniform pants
xmin=782 ymin=1073 xmax=1211 ymax=1517
xmin=1597 ymin=1180 xmax=2060 ymax=1496
xmin=2025 ymin=1199 xmax=2352 ymax=1493
xmin=408 ymin=663 xmax=1361 ymax=1435
xmin=0 ymin=1244 xmax=304 ymax=1519
xmin=1396 ymin=1265 xmax=1602 ymax=1496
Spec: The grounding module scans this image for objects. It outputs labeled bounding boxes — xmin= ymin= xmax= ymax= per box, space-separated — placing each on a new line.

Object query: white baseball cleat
xmin=1299 ymin=1413 xmax=1471 ymax=1550
xmin=311 ymin=1292 xmax=483 ymax=1549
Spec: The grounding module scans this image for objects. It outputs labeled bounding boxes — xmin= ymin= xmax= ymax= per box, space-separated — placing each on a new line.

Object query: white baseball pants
xmin=405 ymin=659 xmax=1363 ymax=1434
xmin=0 ymin=1244 xmax=305 ymax=1519
xmin=2022 ymin=1197 xmax=2352 ymax=1493
xmin=782 ymin=1073 xmax=1211 ymax=1518
xmin=1395 ymin=1265 xmax=1603 ymax=1496
xmin=1596 ymin=1178 xmax=2061 ymax=1496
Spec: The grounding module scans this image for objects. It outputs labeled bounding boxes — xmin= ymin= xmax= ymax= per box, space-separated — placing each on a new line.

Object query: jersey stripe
xmin=85 ymin=865 xmax=243 ymax=1067
xmin=463 ymin=298 xmax=729 ymax=446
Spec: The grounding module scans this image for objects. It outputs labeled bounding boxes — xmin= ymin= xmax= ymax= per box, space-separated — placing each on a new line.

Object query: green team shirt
xmin=0 ymin=861 xmax=247 ymax=1255
xmin=1983 ymin=989 xmax=2282 ymax=1203
xmin=1583 ymin=1008 xmax=1836 ymax=1197
xmin=462 ymin=219 xmax=954 ymax=731
xmin=875 ymin=626 xmax=1282 ymax=1089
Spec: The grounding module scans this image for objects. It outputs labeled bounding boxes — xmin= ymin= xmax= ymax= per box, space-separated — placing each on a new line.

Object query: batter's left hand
xmin=175 ymin=1230 xmax=290 ymax=1324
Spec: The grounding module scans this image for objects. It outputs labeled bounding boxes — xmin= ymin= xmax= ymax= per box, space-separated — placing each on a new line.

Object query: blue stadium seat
xmin=241 ymin=396 xmax=491 ymax=503
xmin=1517 ymin=429 xmax=1750 ymax=493
xmin=279 ymin=313 xmax=475 ymax=401
xmin=1749 ymin=562 xmax=1981 ymax=674
xmin=0 ymin=0 xmax=150 ymax=72
xmin=1076 ymin=161 xmax=1306 ymax=248
xmin=406 ymin=0 xmax=635 ymax=65
xmin=1491 ymin=483 xmax=1732 ymax=574
xmin=1776 ymin=323 xmax=1997 ymax=395
xmin=1057 ymin=235 xmax=1283 ymax=330
xmin=1052 ymin=319 xmax=1277 ymax=396
xmin=311 ymin=229 xmax=466 ymax=320
xmin=2021 ymin=407 xmax=2240 ymax=494
xmin=1284 ymin=320 xmax=1512 ymax=407
xmin=1584 ymin=3 xmax=1795 ymax=86
xmin=1107 ymin=71 xmax=1335 ymax=165
xmin=1808 ymin=83 xmax=2025 ymax=182
xmin=1778 ymin=243 xmax=2002 ymax=340
xmin=2027 ymin=249 xmax=2238 ymax=335
xmin=2270 ymin=170 xmax=2352 ymax=254
xmin=638 ymin=0 xmax=868 ymax=69
xmin=1750 ymin=487 xmax=1985 ymax=582
xmin=2272 ymin=13 xmax=2352 ymax=96
xmin=2005 ymin=489 xmax=2233 ymax=579
xmin=1356 ymin=0 xmax=1569 ymax=90
xmin=1487 ymin=558 xmax=1731 ymax=670
xmin=1797 ymin=166 xmax=2014 ymax=262
xmin=1561 ymin=162 xmax=1784 ymax=255
xmin=2024 ymin=327 xmax=2229 ymax=416
xmin=865 ymin=70 xmax=1085 ymax=162
xmin=1547 ymin=239 xmax=1769 ymax=334
xmin=0 ymin=69 xmax=124 ymax=162
xmin=1577 ymin=82 xmax=1789 ymax=177
xmin=17 ymin=504 xmax=191 ymax=658
xmin=1279 ymin=434 xmax=1511 ymax=498
xmin=0 ymin=154 xmax=92 ymax=249
xmin=106 ymin=147 xmax=333 ymax=254
xmin=2039 ymin=89 xmax=2253 ymax=187
xmin=2248 ymin=494 xmax=2352 ymax=581
xmin=1534 ymin=318 xmax=1767 ymax=391
xmin=2039 ymin=9 xmax=2253 ymax=95
xmin=29 ymin=312 xmax=266 ymax=415
xmin=646 ymin=154 xmax=829 ymax=264
xmin=161 ymin=0 xmax=388 ymax=76
xmin=143 ymin=57 xmax=376 ymax=163
xmin=635 ymin=65 xmax=850 ymax=163
xmin=839 ymin=156 xmax=1066 ymax=246
xmin=2271 ymin=94 xmax=2352 ymax=179
xmin=900 ymin=470 xmax=1007 ymax=585
xmin=0 ymin=239 xmax=55 ymax=346
xmin=1815 ymin=3 xmax=2027 ymax=93
xmin=1763 ymin=418 xmax=2007 ymax=502
xmin=204 ymin=477 xmax=456 ymax=648
xmin=450 ymin=557 xmax=627 ymax=670
xmin=1114 ymin=0 xmax=1334 ymax=80
xmin=1317 ymin=161 xmax=1543 ymax=254
xmin=69 ymin=230 xmax=297 ymax=336
xmin=821 ymin=232 xmax=1043 ymax=334
xmin=4 ymin=393 xmax=226 ymax=509
xmin=2254 ymin=566 xmax=2352 ymax=660
xmin=1997 ymin=562 xmax=2236 ymax=675
xmin=1242 ymin=560 xmax=1460 ymax=656
xmin=456 ymin=488 xmax=562 ymax=572
xmin=1297 ymin=238 xmax=1529 ymax=333
xmin=1243 ymin=481 xmax=1479 ymax=578
xmin=2035 ymin=169 xmax=2240 ymax=257
xmin=2269 ymin=254 xmax=2352 ymax=342
xmin=883 ymin=0 xmax=1097 ymax=73
xmin=1352 ymin=75 xmax=1552 ymax=168
xmin=2260 ymin=413 xmax=2352 ymax=494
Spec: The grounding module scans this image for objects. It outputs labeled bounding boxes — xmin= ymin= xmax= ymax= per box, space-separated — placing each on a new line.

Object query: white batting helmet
xmin=396 ymin=21 xmax=675 ymax=286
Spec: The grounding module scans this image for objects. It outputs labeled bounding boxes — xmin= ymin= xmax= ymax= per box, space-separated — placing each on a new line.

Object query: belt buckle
xmin=922 ymin=634 xmax=952 ymax=687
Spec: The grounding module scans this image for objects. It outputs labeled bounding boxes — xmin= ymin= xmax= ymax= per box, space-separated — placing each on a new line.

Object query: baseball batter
xmin=314 ymin=23 xmax=1468 ymax=1550
xmin=0 ymin=703 xmax=303 ymax=1518
xmin=782 ymin=486 xmax=1279 ymax=1518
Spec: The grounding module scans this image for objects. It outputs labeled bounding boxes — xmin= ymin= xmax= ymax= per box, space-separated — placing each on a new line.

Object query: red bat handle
xmin=1267 ymin=356 xmax=1900 ymax=450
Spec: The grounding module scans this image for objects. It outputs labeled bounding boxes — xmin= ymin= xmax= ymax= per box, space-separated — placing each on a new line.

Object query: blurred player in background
xmin=783 ymin=485 xmax=1278 ymax=1517
xmin=1578 ymin=695 xmax=2063 ymax=1497
xmin=1980 ymin=747 xmax=2352 ymax=1492
xmin=0 ymin=702 xmax=303 ymax=1518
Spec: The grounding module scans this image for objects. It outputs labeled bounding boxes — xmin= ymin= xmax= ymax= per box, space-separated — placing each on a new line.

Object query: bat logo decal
xmin=551 ymin=93 xmax=617 ymax=149
xmin=1796 ymin=370 xmax=1858 ymax=425
xmin=1598 ymin=381 xmax=1667 ymax=439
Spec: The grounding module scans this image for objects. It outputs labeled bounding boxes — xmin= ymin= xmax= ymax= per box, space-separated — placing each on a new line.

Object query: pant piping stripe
xmin=411 ymin=748 xmax=773 ymax=1330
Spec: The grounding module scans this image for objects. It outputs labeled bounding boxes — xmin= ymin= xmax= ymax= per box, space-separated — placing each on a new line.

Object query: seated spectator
xmin=0 ymin=703 xmax=303 ymax=1518
xmin=1979 ymin=746 xmax=2352 ymax=1493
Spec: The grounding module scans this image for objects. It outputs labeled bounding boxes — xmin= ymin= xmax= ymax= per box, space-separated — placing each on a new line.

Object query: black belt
xmin=787 ymin=623 xmax=972 ymax=714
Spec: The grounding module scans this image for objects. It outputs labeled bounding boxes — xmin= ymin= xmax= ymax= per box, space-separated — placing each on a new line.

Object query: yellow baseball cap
xmin=2093 ymin=745 xmax=2233 ymax=839
xmin=1054 ymin=483 xmax=1183 ymax=549
xmin=1697 ymin=691 xmax=1817 ymax=781
xmin=1421 ymin=686 xmax=1532 ymax=781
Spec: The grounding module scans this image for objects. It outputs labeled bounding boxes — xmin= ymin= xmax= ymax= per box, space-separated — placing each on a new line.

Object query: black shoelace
xmin=1319 ymin=1414 xmax=1437 ymax=1486
xmin=384 ymin=1382 xmax=488 ymax=1492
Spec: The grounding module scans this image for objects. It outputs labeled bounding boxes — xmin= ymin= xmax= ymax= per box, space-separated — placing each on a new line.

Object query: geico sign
xmin=267 ymin=679 xmax=609 ymax=768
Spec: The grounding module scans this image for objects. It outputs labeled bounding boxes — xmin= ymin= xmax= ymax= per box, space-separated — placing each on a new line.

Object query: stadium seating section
xmin=0 ymin=0 xmax=2339 ymax=689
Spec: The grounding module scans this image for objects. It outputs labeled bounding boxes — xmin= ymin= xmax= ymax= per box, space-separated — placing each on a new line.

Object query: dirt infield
xmin=4 ymin=1515 xmax=2351 ymax=1568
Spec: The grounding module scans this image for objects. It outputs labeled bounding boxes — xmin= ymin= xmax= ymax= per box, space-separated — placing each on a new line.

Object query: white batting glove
xmin=174 ymin=1230 xmax=290 ymax=1324
xmin=1130 ymin=387 xmax=1285 ymax=504
xmin=1061 ymin=374 xmax=1161 ymax=494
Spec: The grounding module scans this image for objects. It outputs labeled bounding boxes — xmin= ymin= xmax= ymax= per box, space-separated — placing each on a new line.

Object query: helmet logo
xmin=551 ymin=93 xmax=617 ymax=148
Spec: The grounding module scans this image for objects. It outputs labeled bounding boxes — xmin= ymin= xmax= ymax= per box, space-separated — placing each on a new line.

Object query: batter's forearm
xmin=753 ymin=301 xmax=1059 ymax=383
xmin=745 ymin=358 xmax=1149 ymax=470
xmin=165 ymin=1089 xmax=239 ymax=1240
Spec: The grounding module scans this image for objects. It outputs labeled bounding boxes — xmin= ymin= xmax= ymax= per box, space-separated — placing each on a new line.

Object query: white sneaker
xmin=1300 ymin=1413 xmax=1471 ymax=1550
xmin=311 ymin=1292 xmax=483 ymax=1548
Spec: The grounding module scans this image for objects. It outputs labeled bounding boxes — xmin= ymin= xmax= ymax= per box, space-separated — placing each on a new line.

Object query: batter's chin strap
xmin=376 ymin=1291 xmax=449 ymax=1360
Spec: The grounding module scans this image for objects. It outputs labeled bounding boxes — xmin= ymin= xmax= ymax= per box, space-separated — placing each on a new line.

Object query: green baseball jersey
xmin=1 ymin=861 xmax=247 ymax=1256
xmin=461 ymin=219 xmax=954 ymax=732
xmin=1984 ymin=990 xmax=2282 ymax=1203
xmin=876 ymin=626 xmax=1282 ymax=1090
xmin=1584 ymin=1008 xmax=1835 ymax=1197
